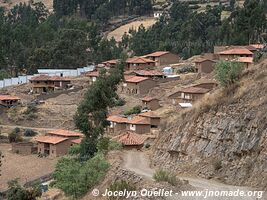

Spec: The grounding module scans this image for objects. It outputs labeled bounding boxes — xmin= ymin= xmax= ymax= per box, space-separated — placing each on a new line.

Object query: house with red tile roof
xmin=126 ymin=57 xmax=155 ymax=70
xmin=195 ymin=58 xmax=216 ymax=74
xmin=30 ymin=75 xmax=72 ymax=94
xmin=169 ymin=85 xmax=211 ymax=104
xmin=0 ymin=95 xmax=20 ymax=107
xmin=126 ymin=116 xmax=151 ymax=134
xmin=112 ymin=131 xmax=147 ymax=149
xmin=120 ymin=76 xmax=156 ymax=95
xmin=141 ymin=96 xmax=160 ymax=111
xmin=107 ymin=115 xmax=129 ymax=134
xmin=35 ymin=136 xmax=71 ymax=157
xmin=125 ymin=70 xmax=165 ymax=79
xmin=143 ymin=51 xmax=180 ymax=67
xmin=47 ymin=129 xmax=83 ymax=139
xmin=84 ymin=70 xmax=99 ymax=84
xmin=138 ymin=111 xmax=161 ymax=128
xmin=217 ymin=48 xmax=254 ymax=61
xmin=101 ymin=59 xmax=119 ymax=68
xmin=237 ymin=57 xmax=254 ymax=68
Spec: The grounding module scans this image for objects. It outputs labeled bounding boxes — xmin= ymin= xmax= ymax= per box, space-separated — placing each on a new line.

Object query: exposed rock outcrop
xmin=152 ymin=61 xmax=267 ymax=189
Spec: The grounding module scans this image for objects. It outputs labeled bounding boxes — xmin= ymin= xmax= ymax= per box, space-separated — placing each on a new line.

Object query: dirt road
xmin=123 ymin=151 xmax=265 ymax=200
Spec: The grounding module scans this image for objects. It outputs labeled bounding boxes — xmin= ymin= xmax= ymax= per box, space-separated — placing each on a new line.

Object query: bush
xmin=124 ymin=105 xmax=142 ymax=116
xmin=24 ymin=129 xmax=37 ymax=137
xmin=7 ymin=179 xmax=42 ymax=200
xmin=153 ymin=169 xmax=177 ymax=186
xmin=97 ymin=137 xmax=122 ymax=153
xmin=68 ymin=144 xmax=81 ymax=155
xmin=177 ymin=65 xmax=196 ymax=74
xmin=53 ymin=153 xmax=109 ymax=198
xmin=108 ymin=180 xmax=136 ymax=200
xmin=8 ymin=128 xmax=23 ymax=143
xmin=24 ymin=104 xmax=38 ymax=115
xmin=114 ymin=98 xmax=126 ymax=107
xmin=215 ymin=60 xmax=244 ymax=87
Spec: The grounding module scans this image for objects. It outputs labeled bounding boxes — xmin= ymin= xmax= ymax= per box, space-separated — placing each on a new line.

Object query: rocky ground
xmin=152 ymin=59 xmax=267 ymax=190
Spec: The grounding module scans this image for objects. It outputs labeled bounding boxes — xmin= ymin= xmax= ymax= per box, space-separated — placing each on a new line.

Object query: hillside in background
xmin=152 ymin=59 xmax=267 ymax=189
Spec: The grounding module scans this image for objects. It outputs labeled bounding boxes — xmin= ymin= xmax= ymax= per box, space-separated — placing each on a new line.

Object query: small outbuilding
xmin=112 ymin=131 xmax=146 ymax=149
xmin=0 ymin=95 xmax=20 ymax=107
xmin=141 ymin=96 xmax=160 ymax=111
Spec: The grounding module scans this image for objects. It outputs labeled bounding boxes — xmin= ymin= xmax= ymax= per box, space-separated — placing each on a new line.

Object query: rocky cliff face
xmin=152 ymin=61 xmax=267 ymax=189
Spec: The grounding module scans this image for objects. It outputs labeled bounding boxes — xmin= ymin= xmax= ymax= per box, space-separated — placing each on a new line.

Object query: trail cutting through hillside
xmin=123 ymin=151 xmax=264 ymax=200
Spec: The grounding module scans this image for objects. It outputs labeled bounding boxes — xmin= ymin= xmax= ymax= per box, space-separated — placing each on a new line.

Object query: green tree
xmin=215 ymin=60 xmax=244 ymax=87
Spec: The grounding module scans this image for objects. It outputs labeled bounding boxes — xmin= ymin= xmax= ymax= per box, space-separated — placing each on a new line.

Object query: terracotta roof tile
xmin=126 ymin=57 xmax=155 ymax=64
xmin=139 ymin=111 xmax=160 ymax=118
xmin=125 ymin=76 xmax=149 ymax=83
xmin=128 ymin=116 xmax=150 ymax=125
xmin=0 ymin=95 xmax=20 ymax=101
xmin=250 ymin=44 xmax=264 ymax=49
xmin=238 ymin=57 xmax=253 ymax=63
xmin=218 ymin=48 xmax=253 ymax=55
xmin=180 ymin=87 xmax=210 ymax=94
xmin=133 ymin=70 xmax=164 ymax=76
xmin=48 ymin=129 xmax=83 ymax=137
xmin=143 ymin=51 xmax=170 ymax=57
xmin=35 ymin=136 xmax=68 ymax=144
xmin=107 ymin=115 xmax=129 ymax=123
xmin=102 ymin=59 xmax=119 ymax=65
xmin=71 ymin=138 xmax=82 ymax=144
xmin=112 ymin=131 xmax=146 ymax=146
xmin=84 ymin=71 xmax=99 ymax=77
xmin=141 ymin=96 xmax=158 ymax=102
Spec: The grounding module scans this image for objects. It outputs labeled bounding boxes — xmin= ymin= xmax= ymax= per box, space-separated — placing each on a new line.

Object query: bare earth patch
xmin=0 ymin=143 xmax=57 ymax=191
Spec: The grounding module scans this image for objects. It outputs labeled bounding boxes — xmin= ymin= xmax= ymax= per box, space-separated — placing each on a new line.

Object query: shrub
xmin=215 ymin=60 xmax=244 ymax=87
xmin=8 ymin=128 xmax=23 ymax=143
xmin=97 ymin=137 xmax=122 ymax=153
xmin=68 ymin=144 xmax=81 ymax=155
xmin=108 ymin=180 xmax=136 ymax=200
xmin=7 ymin=179 xmax=42 ymax=200
xmin=53 ymin=153 xmax=109 ymax=198
xmin=153 ymin=169 xmax=177 ymax=186
xmin=24 ymin=129 xmax=37 ymax=137
xmin=114 ymin=98 xmax=126 ymax=107
xmin=124 ymin=106 xmax=142 ymax=116
xmin=24 ymin=104 xmax=38 ymax=115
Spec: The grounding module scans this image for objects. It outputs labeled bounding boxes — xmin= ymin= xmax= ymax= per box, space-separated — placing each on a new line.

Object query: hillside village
xmin=0 ymin=0 xmax=266 ymax=200
xmin=0 ymin=40 xmax=266 ymax=199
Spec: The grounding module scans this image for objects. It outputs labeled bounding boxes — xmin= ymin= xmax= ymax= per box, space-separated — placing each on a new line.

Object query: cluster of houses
xmin=4 ymin=44 xmax=265 ymax=154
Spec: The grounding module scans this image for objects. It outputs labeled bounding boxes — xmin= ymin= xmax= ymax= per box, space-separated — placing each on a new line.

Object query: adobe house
xmin=141 ymin=96 xmax=160 ymax=111
xmin=195 ymin=58 xmax=216 ymax=74
xmin=30 ymin=75 xmax=71 ymax=94
xmin=143 ymin=51 xmax=180 ymax=67
xmin=112 ymin=131 xmax=146 ymax=150
xmin=12 ymin=142 xmax=37 ymax=155
xmin=102 ymin=59 xmax=119 ymax=69
xmin=47 ymin=129 xmax=83 ymax=140
xmin=0 ymin=95 xmax=20 ymax=107
xmin=125 ymin=70 xmax=166 ymax=80
xmin=217 ymin=48 xmax=254 ymax=61
xmin=168 ymin=86 xmax=210 ymax=104
xmin=36 ymin=136 xmax=71 ymax=157
xmin=126 ymin=57 xmax=155 ymax=70
xmin=126 ymin=116 xmax=151 ymax=134
xmin=107 ymin=115 xmax=129 ymax=134
xmin=138 ymin=111 xmax=160 ymax=128
xmin=84 ymin=70 xmax=99 ymax=84
xmin=214 ymin=45 xmax=257 ymax=54
xmin=121 ymin=76 xmax=156 ymax=95
xmin=238 ymin=57 xmax=253 ymax=68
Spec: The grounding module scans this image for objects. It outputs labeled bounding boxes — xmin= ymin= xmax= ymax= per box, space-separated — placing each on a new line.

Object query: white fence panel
xmin=4 ymin=79 xmax=12 ymax=87
xmin=0 ymin=81 xmax=4 ymax=88
xmin=18 ymin=76 xmax=27 ymax=84
xmin=11 ymin=77 xmax=19 ymax=85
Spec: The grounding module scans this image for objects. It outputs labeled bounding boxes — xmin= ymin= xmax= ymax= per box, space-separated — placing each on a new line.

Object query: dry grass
xmin=107 ymin=18 xmax=156 ymax=41
xmin=0 ymin=0 xmax=53 ymax=11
